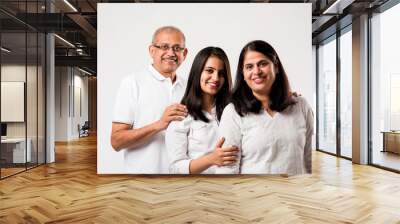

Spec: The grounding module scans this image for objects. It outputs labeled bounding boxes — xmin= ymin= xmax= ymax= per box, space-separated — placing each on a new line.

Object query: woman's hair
xmin=231 ymin=40 xmax=295 ymax=116
xmin=181 ymin=47 xmax=232 ymax=122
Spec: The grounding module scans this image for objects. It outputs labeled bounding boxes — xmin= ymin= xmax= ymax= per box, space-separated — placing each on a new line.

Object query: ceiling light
xmin=322 ymin=0 xmax=354 ymax=15
xmin=76 ymin=48 xmax=85 ymax=55
xmin=54 ymin=34 xmax=75 ymax=48
xmin=63 ymin=0 xmax=78 ymax=12
xmin=78 ymin=67 xmax=93 ymax=76
xmin=1 ymin=47 xmax=11 ymax=53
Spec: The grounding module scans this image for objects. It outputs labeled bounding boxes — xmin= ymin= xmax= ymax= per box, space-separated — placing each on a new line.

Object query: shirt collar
xmin=203 ymin=106 xmax=217 ymax=120
xmin=148 ymin=64 xmax=184 ymax=86
xmin=148 ymin=64 xmax=167 ymax=81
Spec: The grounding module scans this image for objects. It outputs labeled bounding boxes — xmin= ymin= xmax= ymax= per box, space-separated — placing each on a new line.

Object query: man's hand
xmin=156 ymin=103 xmax=188 ymax=130
xmin=208 ymin=138 xmax=239 ymax=166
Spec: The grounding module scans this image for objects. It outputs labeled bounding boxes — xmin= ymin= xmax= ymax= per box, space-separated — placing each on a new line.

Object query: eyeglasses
xmin=152 ymin=44 xmax=185 ymax=52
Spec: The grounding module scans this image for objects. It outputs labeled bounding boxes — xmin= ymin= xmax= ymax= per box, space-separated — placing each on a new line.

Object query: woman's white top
xmin=166 ymin=108 xmax=219 ymax=174
xmin=215 ymin=97 xmax=314 ymax=175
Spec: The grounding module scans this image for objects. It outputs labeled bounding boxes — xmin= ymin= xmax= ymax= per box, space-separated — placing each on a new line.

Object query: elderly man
xmin=111 ymin=26 xmax=189 ymax=174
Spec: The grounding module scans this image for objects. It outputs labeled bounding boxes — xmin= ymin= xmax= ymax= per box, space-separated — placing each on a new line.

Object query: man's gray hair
xmin=152 ymin=26 xmax=186 ymax=46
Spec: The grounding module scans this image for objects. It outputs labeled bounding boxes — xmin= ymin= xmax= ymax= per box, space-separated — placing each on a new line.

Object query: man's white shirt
xmin=113 ymin=65 xmax=186 ymax=174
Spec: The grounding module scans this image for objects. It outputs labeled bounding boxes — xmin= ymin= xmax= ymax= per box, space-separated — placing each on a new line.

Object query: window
xmin=317 ymin=36 xmax=337 ymax=155
xmin=0 ymin=1 xmax=47 ymax=179
xmin=339 ymin=28 xmax=352 ymax=158
xmin=317 ymin=24 xmax=353 ymax=159
xmin=370 ymin=2 xmax=400 ymax=171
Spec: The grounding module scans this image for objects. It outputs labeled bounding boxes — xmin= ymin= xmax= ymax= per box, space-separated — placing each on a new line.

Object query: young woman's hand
xmin=208 ymin=137 xmax=239 ymax=166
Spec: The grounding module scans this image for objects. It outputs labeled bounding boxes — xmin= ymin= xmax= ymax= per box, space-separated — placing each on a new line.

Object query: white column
xmin=46 ymin=32 xmax=55 ymax=163
xmin=352 ymin=14 xmax=369 ymax=164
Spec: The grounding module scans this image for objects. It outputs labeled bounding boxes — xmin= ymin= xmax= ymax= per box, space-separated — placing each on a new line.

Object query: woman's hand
xmin=188 ymin=137 xmax=239 ymax=174
xmin=208 ymin=137 xmax=239 ymax=166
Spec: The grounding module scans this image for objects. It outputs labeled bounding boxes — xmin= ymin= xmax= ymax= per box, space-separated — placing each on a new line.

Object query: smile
xmin=252 ymin=76 xmax=266 ymax=84
xmin=162 ymin=58 xmax=177 ymax=63
xmin=206 ymin=82 xmax=219 ymax=88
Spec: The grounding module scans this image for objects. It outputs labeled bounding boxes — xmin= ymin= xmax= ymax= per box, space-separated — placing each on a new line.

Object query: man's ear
xmin=149 ymin=44 xmax=155 ymax=57
xmin=182 ymin=48 xmax=188 ymax=60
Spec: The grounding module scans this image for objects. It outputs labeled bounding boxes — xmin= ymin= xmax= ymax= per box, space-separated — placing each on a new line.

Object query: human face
xmin=149 ymin=31 xmax=187 ymax=76
xmin=200 ymin=56 xmax=226 ymax=98
xmin=242 ymin=50 xmax=276 ymax=95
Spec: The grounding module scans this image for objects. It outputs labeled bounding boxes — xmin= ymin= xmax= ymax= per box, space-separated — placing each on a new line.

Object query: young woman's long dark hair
xmin=231 ymin=40 xmax=295 ymax=116
xmin=181 ymin=47 xmax=232 ymax=122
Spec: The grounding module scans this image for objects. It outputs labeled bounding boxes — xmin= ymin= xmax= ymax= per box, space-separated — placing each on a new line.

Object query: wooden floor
xmin=0 ymin=167 xmax=26 ymax=178
xmin=1 ymin=136 xmax=400 ymax=223
xmin=372 ymin=150 xmax=400 ymax=171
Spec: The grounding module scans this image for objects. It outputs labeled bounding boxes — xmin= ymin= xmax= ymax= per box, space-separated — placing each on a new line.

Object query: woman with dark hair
xmin=216 ymin=40 xmax=313 ymax=175
xmin=166 ymin=47 xmax=239 ymax=174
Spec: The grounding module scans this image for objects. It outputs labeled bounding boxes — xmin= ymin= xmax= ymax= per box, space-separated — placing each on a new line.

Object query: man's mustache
xmin=162 ymin=57 xmax=177 ymax=61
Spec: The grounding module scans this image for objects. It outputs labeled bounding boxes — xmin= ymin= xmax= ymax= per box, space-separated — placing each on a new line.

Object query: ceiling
xmin=0 ymin=0 xmax=391 ymax=75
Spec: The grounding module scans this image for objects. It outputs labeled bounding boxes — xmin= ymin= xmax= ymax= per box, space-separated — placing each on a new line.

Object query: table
xmin=381 ymin=131 xmax=400 ymax=154
xmin=1 ymin=138 xmax=31 ymax=164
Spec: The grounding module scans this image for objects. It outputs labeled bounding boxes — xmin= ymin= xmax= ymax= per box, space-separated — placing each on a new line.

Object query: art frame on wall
xmin=97 ymin=3 xmax=313 ymax=174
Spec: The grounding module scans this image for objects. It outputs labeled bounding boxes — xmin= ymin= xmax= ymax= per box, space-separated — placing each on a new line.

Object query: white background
xmin=98 ymin=3 xmax=313 ymax=174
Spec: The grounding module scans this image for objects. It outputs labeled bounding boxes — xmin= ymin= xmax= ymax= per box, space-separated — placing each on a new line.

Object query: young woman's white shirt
xmin=215 ymin=97 xmax=313 ymax=175
xmin=166 ymin=108 xmax=219 ymax=174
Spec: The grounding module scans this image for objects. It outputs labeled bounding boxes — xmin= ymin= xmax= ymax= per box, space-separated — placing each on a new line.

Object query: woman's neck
xmin=253 ymin=91 xmax=270 ymax=110
xmin=202 ymin=94 xmax=215 ymax=113
xmin=253 ymin=91 xmax=277 ymax=117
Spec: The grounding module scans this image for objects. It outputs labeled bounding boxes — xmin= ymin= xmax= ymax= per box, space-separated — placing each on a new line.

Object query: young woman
xmin=166 ymin=47 xmax=239 ymax=174
xmin=216 ymin=40 xmax=313 ymax=175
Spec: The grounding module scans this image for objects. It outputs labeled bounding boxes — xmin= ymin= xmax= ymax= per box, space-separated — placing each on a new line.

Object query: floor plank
xmin=1 ymin=135 xmax=400 ymax=223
